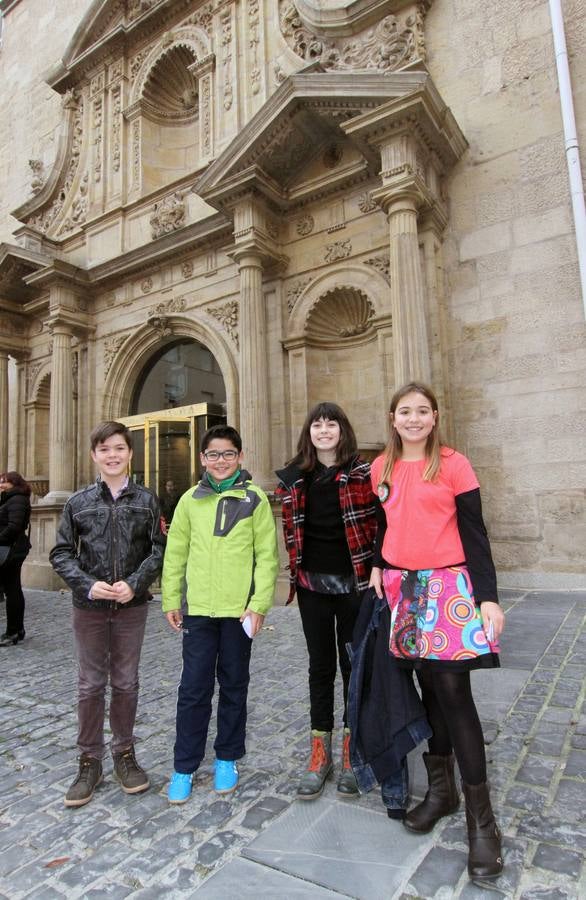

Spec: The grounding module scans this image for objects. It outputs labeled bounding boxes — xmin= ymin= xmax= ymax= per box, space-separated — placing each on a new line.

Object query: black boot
xmin=403 ymin=753 xmax=459 ymax=833
xmin=463 ymin=781 xmax=503 ymax=879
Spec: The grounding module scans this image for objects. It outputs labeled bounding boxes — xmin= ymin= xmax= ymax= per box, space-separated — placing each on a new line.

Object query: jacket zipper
xmin=220 ymin=498 xmax=227 ymax=532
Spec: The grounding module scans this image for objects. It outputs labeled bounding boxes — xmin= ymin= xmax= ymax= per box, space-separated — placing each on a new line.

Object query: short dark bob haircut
xmin=0 ymin=471 xmax=31 ymax=496
xmin=290 ymin=401 xmax=358 ymax=472
xmin=201 ymin=424 xmax=242 ymax=454
xmin=90 ymin=421 xmax=133 ymax=452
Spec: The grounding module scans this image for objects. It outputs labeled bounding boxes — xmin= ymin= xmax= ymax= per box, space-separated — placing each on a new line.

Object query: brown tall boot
xmin=403 ymin=752 xmax=459 ymax=833
xmin=463 ymin=781 xmax=503 ymax=879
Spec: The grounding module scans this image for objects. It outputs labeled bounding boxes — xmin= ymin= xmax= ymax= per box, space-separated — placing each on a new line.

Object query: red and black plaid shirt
xmin=275 ymin=457 xmax=379 ymax=604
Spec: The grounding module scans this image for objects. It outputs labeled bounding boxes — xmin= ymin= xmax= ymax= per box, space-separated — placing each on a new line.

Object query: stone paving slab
xmin=0 ymin=588 xmax=584 ymax=899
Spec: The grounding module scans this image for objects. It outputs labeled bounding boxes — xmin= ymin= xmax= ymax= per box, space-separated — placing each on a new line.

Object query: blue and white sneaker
xmin=214 ymin=759 xmax=239 ymax=793
xmin=167 ymin=771 xmax=193 ymax=804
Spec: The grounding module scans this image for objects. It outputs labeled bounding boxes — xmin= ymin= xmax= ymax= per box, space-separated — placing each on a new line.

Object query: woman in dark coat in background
xmin=0 ymin=472 xmax=31 ymax=646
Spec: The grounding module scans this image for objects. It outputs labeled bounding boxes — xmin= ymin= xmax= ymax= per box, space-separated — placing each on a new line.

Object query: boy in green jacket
xmin=162 ymin=424 xmax=278 ymax=803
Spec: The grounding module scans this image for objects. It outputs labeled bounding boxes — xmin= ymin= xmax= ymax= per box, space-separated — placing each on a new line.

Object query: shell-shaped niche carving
xmin=306 ymin=288 xmax=375 ymax=343
xmin=142 ymin=46 xmax=199 ymax=121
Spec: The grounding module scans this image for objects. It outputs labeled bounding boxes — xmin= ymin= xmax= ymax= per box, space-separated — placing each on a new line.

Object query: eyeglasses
xmin=203 ymin=450 xmax=239 ymax=462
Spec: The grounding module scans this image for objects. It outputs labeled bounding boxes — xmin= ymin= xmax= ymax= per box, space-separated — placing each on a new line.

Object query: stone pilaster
xmin=0 ymin=351 xmax=9 ymax=472
xmin=233 ymin=250 xmax=271 ymax=487
xmin=42 ymin=321 xmax=74 ymax=503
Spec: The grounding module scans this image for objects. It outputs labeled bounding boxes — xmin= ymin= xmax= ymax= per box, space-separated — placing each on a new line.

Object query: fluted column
xmin=236 ymin=252 xmax=271 ymax=487
xmin=42 ymin=323 xmax=74 ymax=503
xmin=386 ymin=192 xmax=431 ymax=385
xmin=0 ymin=351 xmax=9 ymax=472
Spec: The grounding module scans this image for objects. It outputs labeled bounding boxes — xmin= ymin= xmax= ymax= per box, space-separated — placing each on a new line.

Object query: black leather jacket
xmin=50 ymin=479 xmax=165 ymax=610
xmin=0 ymin=488 xmax=31 ymax=561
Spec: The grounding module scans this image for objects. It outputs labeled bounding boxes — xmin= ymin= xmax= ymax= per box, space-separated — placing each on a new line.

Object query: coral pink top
xmin=370 ymin=447 xmax=479 ymax=570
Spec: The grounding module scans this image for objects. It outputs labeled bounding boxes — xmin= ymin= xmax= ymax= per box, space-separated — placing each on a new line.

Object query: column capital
xmin=228 ymin=236 xmax=288 ymax=272
xmin=370 ymin=172 xmax=434 ymax=216
xmin=45 ymin=309 xmax=94 ymax=338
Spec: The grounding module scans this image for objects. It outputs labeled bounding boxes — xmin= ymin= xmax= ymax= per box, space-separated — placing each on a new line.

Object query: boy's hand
xmin=112 ymin=581 xmax=135 ymax=604
xmin=166 ymin=610 xmax=183 ymax=632
xmin=240 ymin=610 xmax=264 ymax=638
xmin=90 ymin=581 xmax=121 ymax=600
xmin=369 ymin=566 xmax=383 ymax=599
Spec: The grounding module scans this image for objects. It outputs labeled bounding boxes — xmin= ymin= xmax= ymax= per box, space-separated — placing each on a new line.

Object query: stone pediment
xmin=196 ymin=69 xmax=463 ymax=211
xmin=0 ymin=245 xmax=50 ymax=307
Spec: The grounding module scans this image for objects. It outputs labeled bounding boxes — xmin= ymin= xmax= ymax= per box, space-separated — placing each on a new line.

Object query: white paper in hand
xmin=242 ymin=617 xmax=253 ymax=638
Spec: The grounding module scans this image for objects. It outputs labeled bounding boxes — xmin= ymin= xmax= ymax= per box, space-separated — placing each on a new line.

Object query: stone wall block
xmin=460 ymin=223 xmax=512 ymax=262
xmin=538 ymin=491 xmax=585 ymax=524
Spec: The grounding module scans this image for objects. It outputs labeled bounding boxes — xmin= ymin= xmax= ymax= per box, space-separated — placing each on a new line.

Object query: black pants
xmin=1 ymin=558 xmax=25 ymax=635
xmin=174 ymin=616 xmax=252 ymax=774
xmin=297 ymin=586 xmax=361 ymax=732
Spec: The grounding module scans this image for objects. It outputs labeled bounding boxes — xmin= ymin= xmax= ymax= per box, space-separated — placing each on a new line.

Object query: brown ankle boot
xmin=297 ymin=731 xmax=333 ymax=800
xmin=463 ymin=781 xmax=503 ymax=879
xmin=404 ymin=753 xmax=459 ymax=833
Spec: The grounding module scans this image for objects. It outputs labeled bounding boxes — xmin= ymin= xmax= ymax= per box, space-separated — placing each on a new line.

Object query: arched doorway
xmin=121 ymin=339 xmax=227 ymax=501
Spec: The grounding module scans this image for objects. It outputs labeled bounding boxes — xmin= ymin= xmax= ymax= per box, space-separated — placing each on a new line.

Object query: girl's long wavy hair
xmin=379 ymin=382 xmax=442 ymax=486
xmin=0 ymin=471 xmax=31 ymax=496
xmin=290 ymin=401 xmax=358 ymax=472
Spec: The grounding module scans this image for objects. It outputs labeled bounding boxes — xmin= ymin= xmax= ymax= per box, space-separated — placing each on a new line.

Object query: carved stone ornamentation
xmin=26 ymin=361 xmax=44 ymax=396
xmin=306 ymin=288 xmax=375 ymax=341
xmin=324 ymin=239 xmax=352 ymax=263
xmin=358 ymin=192 xmax=377 ymax=213
xmin=364 ymin=255 xmax=391 ymax=283
xmin=60 ymin=172 xmax=89 ymax=235
xmin=128 ymin=0 xmax=158 ymax=22
xmin=279 ymin=4 xmax=426 ymax=74
xmin=323 ymin=145 xmax=343 ymax=169
xmin=141 ymin=277 xmax=153 ymax=293
xmin=149 ymin=296 xmax=186 ymax=318
xmin=150 ymin=192 xmax=186 ymax=238
xmin=286 ymin=276 xmax=312 ymax=312
xmin=132 ymin=120 xmax=141 ymax=186
xmin=93 ymin=98 xmax=103 ymax=183
xmin=130 ymin=49 xmax=149 ymax=80
xmin=274 ymin=61 xmax=287 ymax=86
xmin=184 ymin=2 xmax=214 ymax=35
xmin=27 ymin=95 xmax=84 ymax=234
xmin=248 ymin=0 xmax=261 ymax=95
xmin=220 ymin=7 xmax=234 ymax=111
xmin=207 ymin=300 xmax=239 ymax=348
xmin=201 ymin=75 xmax=212 ymax=157
xmin=181 ymin=260 xmax=194 ymax=278
xmin=296 ymin=214 xmax=314 ymax=236
xmin=104 ymin=334 xmax=128 ymax=376
xmin=111 ymin=86 xmax=122 ymax=173
xmin=29 ymin=160 xmax=45 ymax=195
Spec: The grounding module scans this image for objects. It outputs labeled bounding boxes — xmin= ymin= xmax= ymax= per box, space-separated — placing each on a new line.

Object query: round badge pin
xmin=377 ymin=482 xmax=390 ymax=503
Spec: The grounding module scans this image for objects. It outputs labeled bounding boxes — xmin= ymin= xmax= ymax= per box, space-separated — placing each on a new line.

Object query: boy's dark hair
xmin=90 ymin=421 xmax=133 ymax=452
xmin=201 ymin=424 xmax=242 ymax=453
xmin=291 ymin=401 xmax=358 ymax=471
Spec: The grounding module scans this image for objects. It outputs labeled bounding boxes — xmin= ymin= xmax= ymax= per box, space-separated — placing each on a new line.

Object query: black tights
xmin=416 ymin=668 xmax=486 ymax=785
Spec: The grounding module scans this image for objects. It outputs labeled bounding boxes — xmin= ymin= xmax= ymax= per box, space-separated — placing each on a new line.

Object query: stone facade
xmin=0 ymin=0 xmax=584 ymax=589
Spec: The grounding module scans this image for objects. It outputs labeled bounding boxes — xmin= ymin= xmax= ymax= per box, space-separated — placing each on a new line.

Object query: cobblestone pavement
xmin=0 ymin=588 xmax=584 ymax=899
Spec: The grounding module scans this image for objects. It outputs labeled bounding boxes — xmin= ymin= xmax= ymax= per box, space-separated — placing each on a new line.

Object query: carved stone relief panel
xmin=207 ymin=300 xmax=239 ymax=348
xmin=150 ymin=192 xmax=186 ymax=238
xmin=279 ymin=1 xmax=430 ymax=73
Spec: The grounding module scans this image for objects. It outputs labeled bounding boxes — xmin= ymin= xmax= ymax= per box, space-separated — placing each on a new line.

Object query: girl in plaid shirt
xmin=275 ymin=402 xmax=379 ymax=800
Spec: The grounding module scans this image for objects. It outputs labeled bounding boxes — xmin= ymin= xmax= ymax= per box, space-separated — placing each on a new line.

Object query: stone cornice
xmin=0 ymin=244 xmax=51 ymax=306
xmin=340 ymin=79 xmax=468 ymax=170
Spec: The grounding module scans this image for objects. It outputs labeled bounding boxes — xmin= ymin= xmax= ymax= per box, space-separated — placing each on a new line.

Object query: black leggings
xmin=1 ymin=558 xmax=25 ymax=635
xmin=416 ymin=668 xmax=487 ymax=785
xmin=296 ymin=586 xmax=361 ymax=732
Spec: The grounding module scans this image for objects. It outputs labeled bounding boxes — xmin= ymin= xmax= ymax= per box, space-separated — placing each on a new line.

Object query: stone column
xmin=42 ymin=323 xmax=74 ymax=503
xmin=382 ymin=190 xmax=431 ymax=386
xmin=234 ymin=251 xmax=271 ymax=487
xmin=0 ymin=351 xmax=9 ymax=472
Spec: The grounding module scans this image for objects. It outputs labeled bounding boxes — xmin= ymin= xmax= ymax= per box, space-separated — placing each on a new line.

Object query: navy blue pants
xmin=174 ymin=615 xmax=252 ymax=774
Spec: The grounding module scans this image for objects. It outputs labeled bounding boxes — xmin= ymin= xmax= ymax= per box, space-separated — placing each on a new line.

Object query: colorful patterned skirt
xmin=382 ymin=566 xmax=500 ymax=671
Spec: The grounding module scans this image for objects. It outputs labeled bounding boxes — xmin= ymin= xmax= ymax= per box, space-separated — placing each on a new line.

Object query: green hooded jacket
xmin=161 ymin=470 xmax=278 ymax=617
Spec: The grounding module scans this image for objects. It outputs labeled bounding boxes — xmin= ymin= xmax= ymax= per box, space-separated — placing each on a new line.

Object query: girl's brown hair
xmin=291 ymin=401 xmax=358 ymax=472
xmin=0 ymin=471 xmax=32 ymax=496
xmin=379 ymin=382 xmax=442 ymax=486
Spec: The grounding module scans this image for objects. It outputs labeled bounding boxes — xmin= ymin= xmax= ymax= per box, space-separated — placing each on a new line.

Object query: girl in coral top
xmin=370 ymin=382 xmax=505 ymax=882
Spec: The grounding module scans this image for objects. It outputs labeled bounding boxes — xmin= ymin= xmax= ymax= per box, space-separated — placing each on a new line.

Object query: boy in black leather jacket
xmin=50 ymin=421 xmax=165 ymax=808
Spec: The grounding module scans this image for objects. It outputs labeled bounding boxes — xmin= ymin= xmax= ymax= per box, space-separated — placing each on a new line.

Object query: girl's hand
xmin=369 ymin=566 xmax=383 ymax=599
xmin=166 ymin=609 xmax=183 ymax=632
xmin=480 ymin=601 xmax=505 ymax=642
xmin=241 ymin=610 xmax=264 ymax=638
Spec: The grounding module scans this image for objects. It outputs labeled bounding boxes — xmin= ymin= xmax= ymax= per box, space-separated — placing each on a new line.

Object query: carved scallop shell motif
xmin=306 ymin=288 xmax=374 ymax=341
xmin=142 ymin=46 xmax=199 ymax=120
